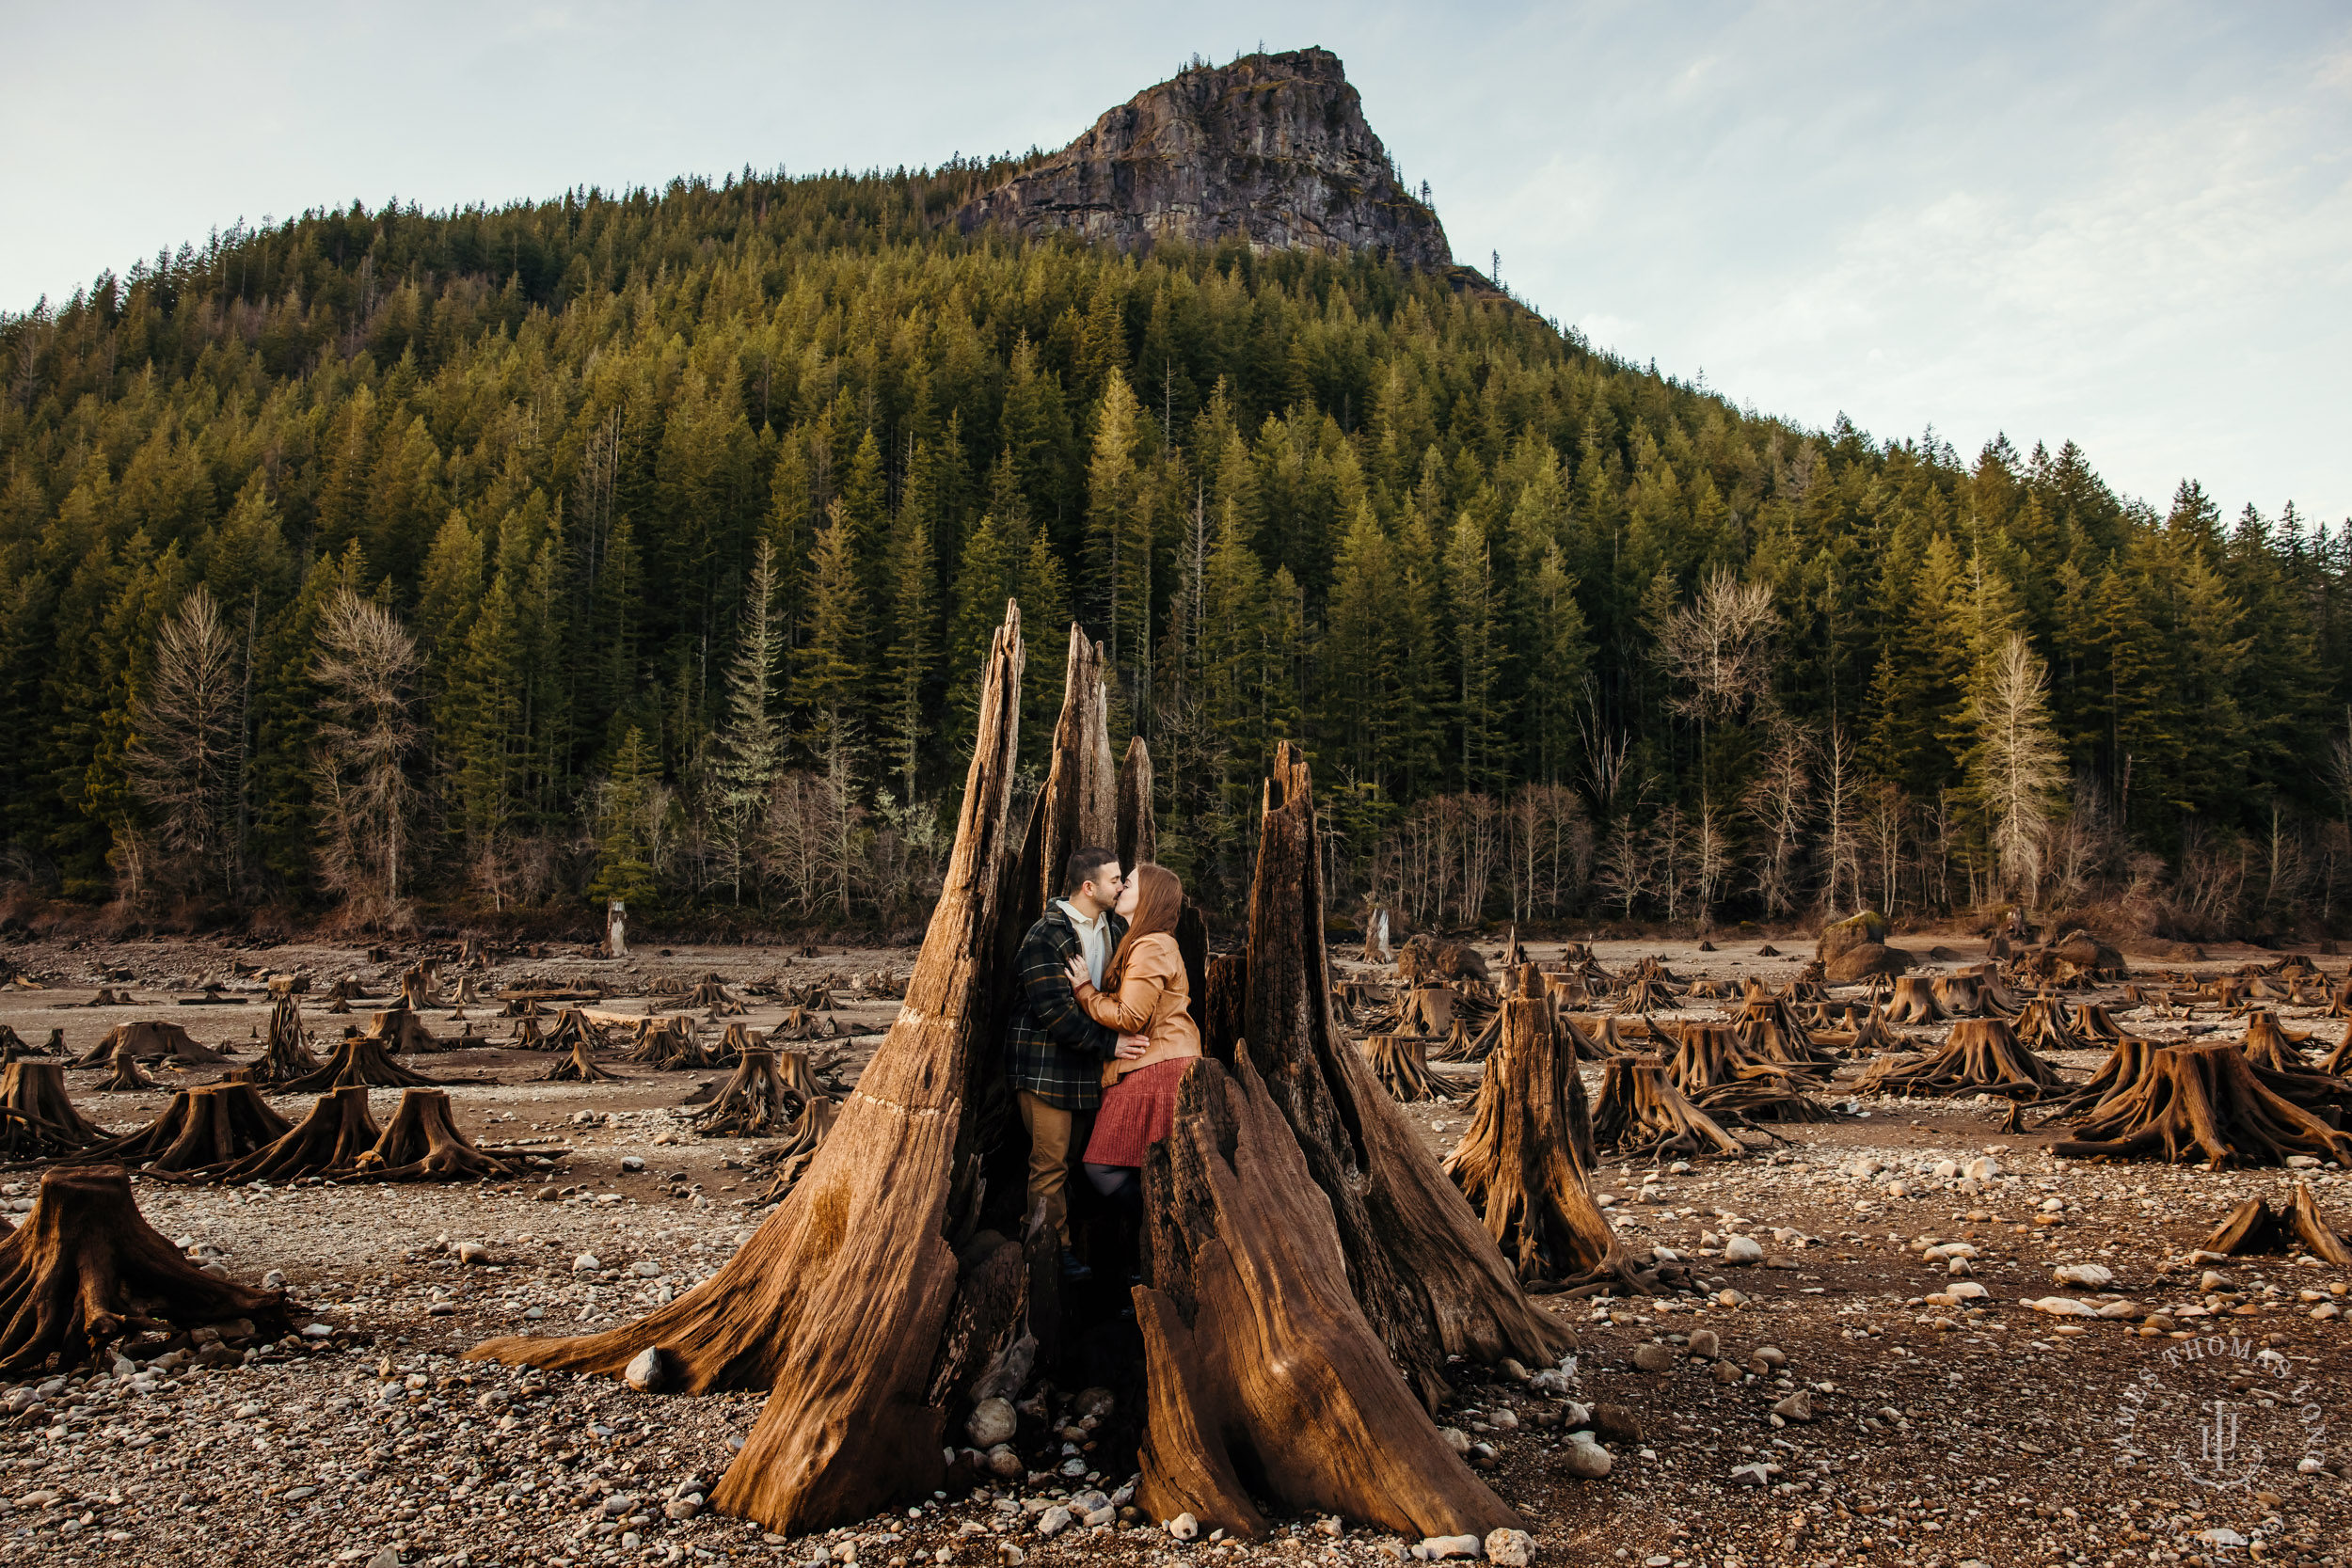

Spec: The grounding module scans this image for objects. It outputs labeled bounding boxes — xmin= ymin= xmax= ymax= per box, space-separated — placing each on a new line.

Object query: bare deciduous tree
xmin=1742 ymin=724 xmax=1814 ymax=918
xmin=313 ymin=593 xmax=421 ymax=926
xmin=129 ymin=586 xmax=243 ymax=895
xmin=1963 ymin=633 xmax=2066 ymax=902
xmin=1655 ymin=568 xmax=1779 ymax=726
xmin=1817 ymin=724 xmax=1862 ymax=917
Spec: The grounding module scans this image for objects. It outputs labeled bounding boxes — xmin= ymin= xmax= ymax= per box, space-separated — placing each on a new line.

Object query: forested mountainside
xmin=2 ymin=63 xmax=2347 ymax=936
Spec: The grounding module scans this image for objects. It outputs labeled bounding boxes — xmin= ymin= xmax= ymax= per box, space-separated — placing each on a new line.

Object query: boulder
xmin=1825 ymin=942 xmax=1912 ymax=983
xmin=2054 ymin=929 xmax=2125 ymax=974
xmin=1818 ymin=911 xmax=1889 ymax=964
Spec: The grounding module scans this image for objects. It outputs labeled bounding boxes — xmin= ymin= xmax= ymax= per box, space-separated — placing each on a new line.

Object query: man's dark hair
xmin=1063 ymin=846 xmax=1120 ymax=896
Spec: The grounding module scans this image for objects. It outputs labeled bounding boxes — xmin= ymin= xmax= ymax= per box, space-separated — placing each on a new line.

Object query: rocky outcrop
xmin=956 ymin=49 xmax=1450 ymax=269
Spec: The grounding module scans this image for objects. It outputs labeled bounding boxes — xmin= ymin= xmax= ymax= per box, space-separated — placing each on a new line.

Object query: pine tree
xmin=127 ymin=585 xmax=243 ymax=896
xmin=1443 ymin=511 xmax=1507 ymax=792
xmin=795 ymin=500 xmax=868 ymax=754
xmin=710 ymin=540 xmax=787 ymax=902
xmin=1084 ymin=368 xmax=1145 ymax=673
xmin=880 ymin=496 xmax=937 ymax=805
xmin=588 ymin=725 xmax=661 ymax=911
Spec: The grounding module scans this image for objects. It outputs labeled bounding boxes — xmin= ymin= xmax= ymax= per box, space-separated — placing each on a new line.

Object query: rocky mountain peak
xmin=956 ymin=48 xmax=1451 ymax=269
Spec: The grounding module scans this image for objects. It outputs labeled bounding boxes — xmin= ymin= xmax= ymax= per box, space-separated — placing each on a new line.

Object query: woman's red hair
xmin=1103 ymin=863 xmax=1184 ymax=990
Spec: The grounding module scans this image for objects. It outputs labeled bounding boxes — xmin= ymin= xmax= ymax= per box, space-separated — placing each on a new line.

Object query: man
xmin=1007 ymin=845 xmax=1146 ymax=1278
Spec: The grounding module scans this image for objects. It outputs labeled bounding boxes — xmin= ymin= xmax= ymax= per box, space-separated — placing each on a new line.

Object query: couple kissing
xmin=1004 ymin=847 xmax=1200 ymax=1281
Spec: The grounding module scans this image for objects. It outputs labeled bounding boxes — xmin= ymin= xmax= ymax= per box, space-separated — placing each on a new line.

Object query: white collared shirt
xmin=1057 ymin=899 xmax=1110 ymax=988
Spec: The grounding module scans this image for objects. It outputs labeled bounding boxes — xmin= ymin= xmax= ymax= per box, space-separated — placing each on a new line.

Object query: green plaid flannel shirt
xmin=1005 ymin=902 xmax=1127 ymax=1112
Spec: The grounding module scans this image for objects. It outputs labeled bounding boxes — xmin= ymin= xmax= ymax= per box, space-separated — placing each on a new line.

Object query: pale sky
xmin=5 ymin=1 xmax=2345 ymax=523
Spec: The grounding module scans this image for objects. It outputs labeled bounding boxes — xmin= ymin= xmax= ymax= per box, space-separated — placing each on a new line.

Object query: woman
xmin=1063 ymin=863 xmax=1200 ymax=1200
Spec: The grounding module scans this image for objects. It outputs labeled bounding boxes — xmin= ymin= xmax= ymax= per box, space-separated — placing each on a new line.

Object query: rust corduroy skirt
xmin=1080 ymin=1055 xmax=1196 ymax=1166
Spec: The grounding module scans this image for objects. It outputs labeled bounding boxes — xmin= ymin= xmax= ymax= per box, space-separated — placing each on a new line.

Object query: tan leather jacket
xmin=1073 ymin=932 xmax=1202 ymax=1086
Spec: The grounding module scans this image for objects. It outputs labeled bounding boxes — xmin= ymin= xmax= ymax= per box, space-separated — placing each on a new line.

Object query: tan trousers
xmin=1017 ymin=1091 xmax=1092 ymax=1247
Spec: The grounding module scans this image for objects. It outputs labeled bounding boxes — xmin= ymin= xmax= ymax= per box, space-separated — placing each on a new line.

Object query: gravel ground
xmin=0 ymin=932 xmax=2344 ymax=1568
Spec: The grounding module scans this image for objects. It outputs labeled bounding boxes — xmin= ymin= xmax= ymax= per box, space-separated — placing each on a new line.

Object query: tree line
xmin=2 ymin=165 xmax=2347 ymax=938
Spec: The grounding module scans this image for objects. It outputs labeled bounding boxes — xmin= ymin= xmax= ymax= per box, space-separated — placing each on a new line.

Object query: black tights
xmin=1083 ymin=1163 xmax=1139 ymax=1200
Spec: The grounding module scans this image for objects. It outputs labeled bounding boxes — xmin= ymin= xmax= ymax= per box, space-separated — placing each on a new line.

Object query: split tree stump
xmin=1234 ymin=744 xmax=1568 ymax=1400
xmin=1443 ymin=997 xmax=1646 ymax=1292
xmin=251 ymin=997 xmax=325 ymax=1085
xmin=2200 ymin=1182 xmax=2352 ymax=1266
xmin=1137 ymin=1054 xmax=1522 ymax=1541
xmin=1591 ymin=1055 xmax=1744 ymax=1160
xmin=467 ymin=605 xmax=1042 ymax=1534
xmin=0 ymin=1164 xmax=294 ymax=1373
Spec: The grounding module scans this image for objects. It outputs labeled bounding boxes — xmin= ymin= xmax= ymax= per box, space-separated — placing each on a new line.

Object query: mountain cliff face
xmin=956 ymin=49 xmax=1452 ymax=269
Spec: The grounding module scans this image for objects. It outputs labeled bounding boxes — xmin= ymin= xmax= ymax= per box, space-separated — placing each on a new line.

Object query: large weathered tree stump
xmin=94 ymin=1041 xmax=161 ymax=1092
xmin=630 ymin=1017 xmax=713 ymax=1070
xmin=690 ymin=1049 xmax=797 ymax=1137
xmin=277 ymin=1033 xmax=439 ymax=1094
xmin=250 ymin=997 xmax=325 ymax=1085
xmin=540 ymin=1038 xmax=625 ymax=1083
xmin=2200 ymin=1182 xmax=2352 ymax=1266
xmin=1363 ymin=1035 xmax=1455 ymax=1102
xmin=0 ymin=1062 xmax=109 ymax=1158
xmin=1591 ymin=1054 xmax=1745 ymax=1159
xmin=72 ymin=1020 xmax=224 ymax=1069
xmin=1854 ymin=1019 xmax=2066 ymax=1100
xmin=364 ymin=1006 xmax=442 ymax=1055
xmin=0 ymin=1164 xmax=294 ymax=1372
xmin=346 ymin=1088 xmax=540 ymax=1181
xmin=1883 ymin=976 xmax=1946 ymax=1024
xmin=75 ymin=1082 xmax=294 ymax=1173
xmin=2054 ymin=1041 xmax=2352 ymax=1166
xmin=1138 ymin=1055 xmax=1523 ymax=1541
xmin=2013 ymin=998 xmax=2082 ymax=1053
xmin=204 ymin=1087 xmax=384 ymax=1183
xmin=2239 ymin=1011 xmax=2312 ymax=1072
xmin=1443 ymin=997 xmax=1648 ymax=1293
